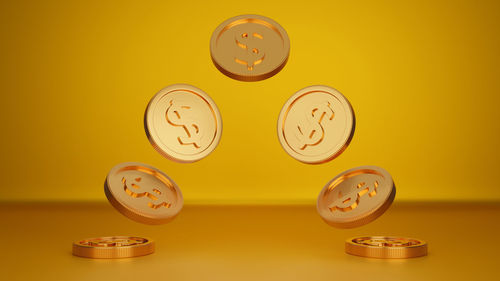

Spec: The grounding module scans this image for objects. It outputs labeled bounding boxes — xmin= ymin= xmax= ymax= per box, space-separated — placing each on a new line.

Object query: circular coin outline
xmin=144 ymin=84 xmax=223 ymax=163
xmin=210 ymin=14 xmax=290 ymax=81
xmin=345 ymin=236 xmax=427 ymax=259
xmin=316 ymin=165 xmax=395 ymax=228
xmin=277 ymin=85 xmax=355 ymax=164
xmin=105 ymin=162 xmax=184 ymax=225
xmin=72 ymin=236 xmax=155 ymax=259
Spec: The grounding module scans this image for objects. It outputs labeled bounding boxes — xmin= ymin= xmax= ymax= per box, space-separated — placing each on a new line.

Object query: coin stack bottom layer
xmin=72 ymin=236 xmax=155 ymax=259
xmin=345 ymin=236 xmax=427 ymax=259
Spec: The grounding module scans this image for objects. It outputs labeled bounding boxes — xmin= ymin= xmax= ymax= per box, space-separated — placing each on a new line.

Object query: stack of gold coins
xmin=73 ymin=236 xmax=155 ymax=259
xmin=345 ymin=236 xmax=427 ymax=259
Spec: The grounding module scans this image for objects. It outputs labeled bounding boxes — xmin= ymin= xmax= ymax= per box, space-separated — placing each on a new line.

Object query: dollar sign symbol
xmin=296 ymin=102 xmax=335 ymax=150
xmin=234 ymin=32 xmax=265 ymax=70
xmin=165 ymin=100 xmax=202 ymax=148
xmin=122 ymin=177 xmax=171 ymax=209
xmin=328 ymin=181 xmax=379 ymax=212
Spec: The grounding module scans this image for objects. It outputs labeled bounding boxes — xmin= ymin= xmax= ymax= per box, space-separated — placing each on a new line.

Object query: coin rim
xmin=316 ymin=165 xmax=395 ymax=228
xmin=210 ymin=14 xmax=290 ymax=82
xmin=144 ymin=84 xmax=223 ymax=163
xmin=104 ymin=162 xmax=184 ymax=225
xmin=72 ymin=236 xmax=155 ymax=259
xmin=277 ymin=85 xmax=355 ymax=164
xmin=345 ymin=236 xmax=428 ymax=259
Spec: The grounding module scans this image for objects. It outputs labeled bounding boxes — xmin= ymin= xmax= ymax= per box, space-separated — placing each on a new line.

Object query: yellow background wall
xmin=0 ymin=0 xmax=499 ymax=203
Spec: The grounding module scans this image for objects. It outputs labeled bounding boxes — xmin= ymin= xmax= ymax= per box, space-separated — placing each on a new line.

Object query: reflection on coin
xmin=73 ymin=236 xmax=154 ymax=259
xmin=345 ymin=236 xmax=427 ymax=258
xmin=145 ymin=84 xmax=222 ymax=163
xmin=105 ymin=162 xmax=183 ymax=225
xmin=277 ymin=85 xmax=355 ymax=164
xmin=210 ymin=14 xmax=290 ymax=81
xmin=317 ymin=166 xmax=395 ymax=228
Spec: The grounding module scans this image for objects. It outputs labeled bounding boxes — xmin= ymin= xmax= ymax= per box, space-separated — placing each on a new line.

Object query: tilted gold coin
xmin=345 ymin=236 xmax=427 ymax=258
xmin=210 ymin=14 xmax=290 ymax=81
xmin=317 ymin=166 xmax=395 ymax=228
xmin=73 ymin=236 xmax=154 ymax=259
xmin=145 ymin=84 xmax=222 ymax=163
xmin=277 ymin=85 xmax=355 ymax=164
xmin=105 ymin=162 xmax=183 ymax=225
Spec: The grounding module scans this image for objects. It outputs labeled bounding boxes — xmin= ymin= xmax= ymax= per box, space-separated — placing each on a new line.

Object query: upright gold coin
xmin=104 ymin=162 xmax=183 ymax=225
xmin=345 ymin=236 xmax=427 ymax=259
xmin=145 ymin=84 xmax=222 ymax=163
xmin=277 ymin=85 xmax=355 ymax=164
xmin=210 ymin=14 xmax=290 ymax=81
xmin=73 ymin=236 xmax=154 ymax=259
xmin=317 ymin=166 xmax=395 ymax=228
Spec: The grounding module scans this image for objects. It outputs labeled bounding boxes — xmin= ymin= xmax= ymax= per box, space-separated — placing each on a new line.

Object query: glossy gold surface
xmin=210 ymin=14 xmax=290 ymax=81
xmin=2 ymin=202 xmax=499 ymax=280
xmin=277 ymin=85 xmax=355 ymax=164
xmin=317 ymin=166 xmax=395 ymax=228
xmin=72 ymin=236 xmax=154 ymax=259
xmin=345 ymin=236 xmax=427 ymax=259
xmin=104 ymin=162 xmax=183 ymax=224
xmin=145 ymin=84 xmax=222 ymax=163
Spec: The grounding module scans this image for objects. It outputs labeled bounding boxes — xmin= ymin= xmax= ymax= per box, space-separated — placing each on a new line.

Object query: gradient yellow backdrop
xmin=0 ymin=0 xmax=499 ymax=203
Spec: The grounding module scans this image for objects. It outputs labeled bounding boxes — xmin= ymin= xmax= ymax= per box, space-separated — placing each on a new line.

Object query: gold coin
xmin=210 ymin=14 xmax=290 ymax=81
xmin=345 ymin=236 xmax=427 ymax=258
xmin=104 ymin=162 xmax=183 ymax=225
xmin=72 ymin=236 xmax=154 ymax=259
xmin=317 ymin=166 xmax=395 ymax=228
xmin=145 ymin=84 xmax=222 ymax=163
xmin=277 ymin=85 xmax=355 ymax=164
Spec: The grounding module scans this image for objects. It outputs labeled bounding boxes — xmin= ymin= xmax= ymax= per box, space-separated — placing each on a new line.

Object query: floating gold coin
xmin=317 ymin=166 xmax=395 ymax=228
xmin=210 ymin=14 xmax=290 ymax=81
xmin=105 ymin=162 xmax=183 ymax=225
xmin=145 ymin=84 xmax=222 ymax=163
xmin=72 ymin=236 xmax=154 ymax=259
xmin=345 ymin=236 xmax=427 ymax=258
xmin=277 ymin=85 xmax=355 ymax=164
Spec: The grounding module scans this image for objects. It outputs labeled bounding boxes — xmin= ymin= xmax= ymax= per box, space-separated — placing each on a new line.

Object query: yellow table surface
xmin=1 ymin=202 xmax=499 ymax=281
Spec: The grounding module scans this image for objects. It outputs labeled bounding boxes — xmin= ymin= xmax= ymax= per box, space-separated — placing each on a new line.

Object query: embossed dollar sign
xmin=356 ymin=237 xmax=415 ymax=247
xmin=234 ymin=32 xmax=265 ymax=70
xmin=295 ymin=102 xmax=335 ymax=150
xmin=122 ymin=177 xmax=171 ymax=209
xmin=165 ymin=100 xmax=202 ymax=148
xmin=328 ymin=181 xmax=379 ymax=212
xmin=84 ymin=237 xmax=145 ymax=247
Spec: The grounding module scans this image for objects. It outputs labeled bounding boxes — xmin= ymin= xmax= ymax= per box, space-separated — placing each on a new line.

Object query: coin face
xmin=277 ymin=85 xmax=355 ymax=164
xmin=145 ymin=84 xmax=222 ymax=163
xmin=73 ymin=236 xmax=154 ymax=259
xmin=317 ymin=166 xmax=395 ymax=228
xmin=345 ymin=236 xmax=427 ymax=258
xmin=104 ymin=162 xmax=183 ymax=225
xmin=210 ymin=14 xmax=290 ymax=81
